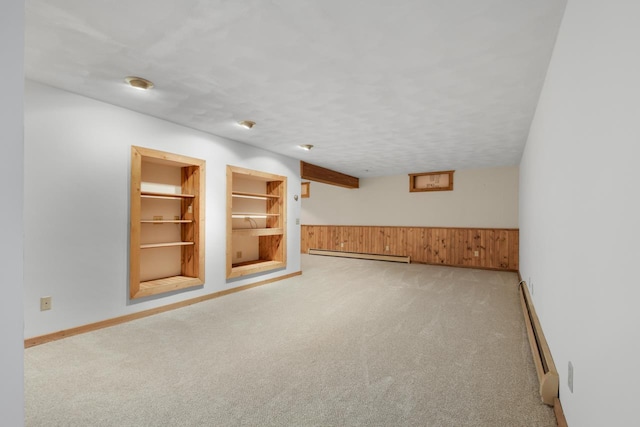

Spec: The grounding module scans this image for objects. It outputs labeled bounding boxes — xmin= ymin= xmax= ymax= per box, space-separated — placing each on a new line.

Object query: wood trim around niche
xmin=409 ymin=170 xmax=454 ymax=192
xmin=301 ymin=182 xmax=310 ymax=198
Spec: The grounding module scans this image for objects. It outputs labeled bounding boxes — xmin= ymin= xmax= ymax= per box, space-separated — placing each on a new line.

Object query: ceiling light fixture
xmin=298 ymin=144 xmax=314 ymax=151
xmin=125 ymin=76 xmax=154 ymax=90
xmin=238 ymin=120 xmax=256 ymax=129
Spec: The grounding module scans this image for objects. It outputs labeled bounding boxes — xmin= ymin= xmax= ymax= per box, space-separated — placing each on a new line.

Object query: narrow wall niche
xmin=130 ymin=146 xmax=205 ymax=299
xmin=227 ymin=165 xmax=287 ymax=278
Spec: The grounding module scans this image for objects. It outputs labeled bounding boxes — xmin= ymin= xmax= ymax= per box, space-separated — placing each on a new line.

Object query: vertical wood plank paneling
xmin=314 ymin=225 xmax=321 ymax=250
xmin=464 ymin=229 xmax=473 ymax=268
xmin=373 ymin=227 xmax=383 ymax=254
xmin=301 ymin=225 xmax=518 ymax=271
xmin=495 ymin=229 xmax=505 ymax=269
xmin=463 ymin=229 xmax=472 ymax=267
xmin=330 ymin=226 xmax=337 ymax=250
xmin=409 ymin=227 xmax=419 ymax=263
xmin=357 ymin=226 xmax=364 ymax=253
xmin=477 ymin=229 xmax=486 ymax=268
xmin=398 ymin=227 xmax=407 ymax=256
xmin=490 ymin=229 xmax=499 ymax=269
xmin=317 ymin=225 xmax=326 ymax=250
xmin=347 ymin=226 xmax=355 ymax=252
xmin=341 ymin=226 xmax=348 ymax=251
xmin=453 ymin=229 xmax=465 ymax=267
xmin=369 ymin=226 xmax=377 ymax=254
xmin=370 ymin=226 xmax=378 ymax=254
xmin=305 ymin=226 xmax=312 ymax=251
xmin=419 ymin=228 xmax=428 ymax=264
xmin=443 ymin=228 xmax=452 ymax=264
xmin=406 ymin=228 xmax=417 ymax=263
xmin=311 ymin=225 xmax=318 ymax=250
xmin=428 ymin=228 xmax=438 ymax=264
xmin=445 ymin=228 xmax=454 ymax=265
xmin=467 ymin=229 xmax=478 ymax=268
xmin=350 ymin=226 xmax=357 ymax=252
xmin=498 ymin=230 xmax=509 ymax=269
xmin=486 ymin=229 xmax=495 ymax=269
xmin=512 ymin=232 xmax=519 ymax=271
xmin=301 ymin=225 xmax=308 ymax=252
xmin=311 ymin=225 xmax=319 ymax=251
xmin=432 ymin=228 xmax=443 ymax=264
xmin=360 ymin=226 xmax=368 ymax=254
xmin=385 ymin=227 xmax=393 ymax=254
xmin=422 ymin=228 xmax=431 ymax=263
xmin=304 ymin=226 xmax=311 ymax=252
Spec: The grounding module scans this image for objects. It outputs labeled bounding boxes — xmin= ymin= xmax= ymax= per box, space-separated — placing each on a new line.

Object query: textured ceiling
xmin=25 ymin=0 xmax=566 ymax=178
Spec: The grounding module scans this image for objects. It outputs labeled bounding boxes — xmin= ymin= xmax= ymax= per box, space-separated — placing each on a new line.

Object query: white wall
xmin=0 ymin=0 xmax=24 ymax=425
xmin=302 ymin=166 xmax=518 ymax=228
xmin=24 ymin=81 xmax=301 ymax=338
xmin=519 ymin=1 xmax=640 ymax=425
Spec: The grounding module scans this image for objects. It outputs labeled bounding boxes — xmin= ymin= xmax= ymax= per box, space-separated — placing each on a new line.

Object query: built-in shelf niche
xmin=130 ymin=146 xmax=205 ymax=299
xmin=227 ymin=165 xmax=287 ymax=278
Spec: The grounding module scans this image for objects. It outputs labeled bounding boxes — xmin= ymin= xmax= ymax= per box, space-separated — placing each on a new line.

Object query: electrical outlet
xmin=568 ymin=361 xmax=574 ymax=393
xmin=385 ymin=245 xmax=389 ymax=251
xmin=236 ymin=251 xmax=242 ymax=259
xmin=40 ymin=296 xmax=52 ymax=311
xmin=474 ymin=250 xmax=479 ymax=257
xmin=296 ymin=218 xmax=300 ymax=225
xmin=340 ymin=242 xmax=344 ymax=248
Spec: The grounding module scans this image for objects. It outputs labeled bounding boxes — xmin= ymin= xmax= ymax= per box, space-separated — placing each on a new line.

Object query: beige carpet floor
xmin=25 ymin=254 xmax=556 ymax=426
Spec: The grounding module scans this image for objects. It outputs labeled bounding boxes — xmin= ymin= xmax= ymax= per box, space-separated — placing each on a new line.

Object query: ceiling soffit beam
xmin=300 ymin=161 xmax=359 ymax=189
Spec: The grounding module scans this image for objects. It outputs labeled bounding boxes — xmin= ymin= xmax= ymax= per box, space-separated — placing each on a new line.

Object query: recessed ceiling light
xmin=238 ymin=120 xmax=256 ymax=129
xmin=298 ymin=144 xmax=314 ymax=151
xmin=125 ymin=76 xmax=154 ymax=90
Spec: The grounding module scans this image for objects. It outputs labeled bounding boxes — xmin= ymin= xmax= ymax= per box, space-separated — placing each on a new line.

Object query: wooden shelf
xmin=141 ymin=219 xmax=193 ymax=224
xmin=141 ymin=191 xmax=195 ymax=200
xmin=135 ymin=275 xmax=204 ymax=299
xmin=232 ymin=228 xmax=283 ymax=237
xmin=232 ymin=212 xmax=280 ymax=217
xmin=230 ymin=260 xmax=286 ymax=277
xmin=140 ymin=242 xmax=194 ymax=249
xmin=232 ymin=191 xmax=279 ymax=199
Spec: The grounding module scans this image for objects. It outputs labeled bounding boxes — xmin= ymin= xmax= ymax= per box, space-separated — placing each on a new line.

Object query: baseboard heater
xmin=519 ymin=280 xmax=559 ymax=406
xmin=308 ymin=248 xmax=410 ymax=264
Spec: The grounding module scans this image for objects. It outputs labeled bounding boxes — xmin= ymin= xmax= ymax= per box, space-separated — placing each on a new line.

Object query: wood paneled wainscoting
xmin=301 ymin=225 xmax=519 ymax=271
